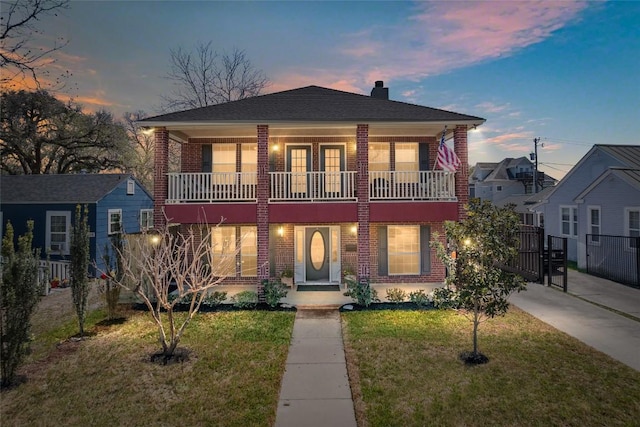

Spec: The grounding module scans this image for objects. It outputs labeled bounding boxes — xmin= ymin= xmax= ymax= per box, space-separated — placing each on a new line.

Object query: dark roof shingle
xmin=142 ymin=86 xmax=485 ymax=123
xmin=1 ymin=174 xmax=136 ymax=204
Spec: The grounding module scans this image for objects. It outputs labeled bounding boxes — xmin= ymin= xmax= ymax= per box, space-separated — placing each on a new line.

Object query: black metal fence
xmin=502 ymin=226 xmax=544 ymax=283
xmin=546 ymin=235 xmax=567 ymax=292
xmin=586 ymin=234 xmax=640 ymax=288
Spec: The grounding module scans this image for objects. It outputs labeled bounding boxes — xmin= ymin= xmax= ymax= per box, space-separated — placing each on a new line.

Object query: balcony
xmin=166 ymin=170 xmax=456 ymax=203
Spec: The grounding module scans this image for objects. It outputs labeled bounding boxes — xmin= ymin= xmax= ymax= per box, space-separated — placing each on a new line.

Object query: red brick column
xmin=256 ymin=125 xmax=270 ymax=283
xmin=454 ymin=125 xmax=469 ymax=220
xmin=356 ymin=124 xmax=370 ymax=281
xmin=153 ymin=128 xmax=169 ymax=228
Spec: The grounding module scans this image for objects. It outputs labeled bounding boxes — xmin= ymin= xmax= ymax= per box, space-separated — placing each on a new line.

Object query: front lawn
xmin=1 ymin=310 xmax=295 ymax=426
xmin=342 ymin=307 xmax=640 ymax=427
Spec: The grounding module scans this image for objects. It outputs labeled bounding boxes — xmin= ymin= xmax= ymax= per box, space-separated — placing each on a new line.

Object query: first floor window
xmin=240 ymin=226 xmax=257 ymax=277
xmin=588 ymin=206 xmax=601 ymax=243
xmin=560 ymin=206 xmax=577 ymax=237
xmin=46 ymin=211 xmax=71 ymax=254
xmin=108 ymin=209 xmax=122 ymax=235
xmin=626 ymin=208 xmax=640 ymax=249
xmin=140 ymin=209 xmax=153 ymax=230
xmin=211 ymin=226 xmax=236 ymax=276
xmin=388 ymin=225 xmax=420 ymax=275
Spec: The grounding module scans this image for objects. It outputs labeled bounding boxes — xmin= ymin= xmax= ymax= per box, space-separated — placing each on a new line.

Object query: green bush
xmin=203 ymin=291 xmax=227 ymax=307
xmin=262 ymin=279 xmax=288 ymax=308
xmin=431 ymin=287 xmax=460 ymax=309
xmin=409 ymin=289 xmax=431 ymax=307
xmin=231 ymin=291 xmax=258 ymax=309
xmin=344 ymin=277 xmax=379 ymax=307
xmin=386 ymin=288 xmax=407 ymax=303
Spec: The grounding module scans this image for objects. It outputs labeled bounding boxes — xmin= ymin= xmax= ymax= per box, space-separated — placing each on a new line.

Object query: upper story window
xmin=241 ymin=144 xmax=257 ymax=186
xmin=395 ymin=143 xmax=418 ymax=183
xmin=127 ymin=179 xmax=135 ymax=195
xmin=560 ymin=206 xmax=578 ymax=238
xmin=108 ymin=209 xmax=122 ymax=235
xmin=46 ymin=211 xmax=71 ymax=255
xmin=213 ymin=144 xmax=236 ymax=173
xmin=369 ymin=143 xmax=390 ymax=172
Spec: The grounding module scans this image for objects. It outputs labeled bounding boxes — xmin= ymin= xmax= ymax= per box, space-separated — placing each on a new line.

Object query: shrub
xmin=386 ymin=288 xmax=407 ymax=303
xmin=1 ymin=220 xmax=41 ymax=388
xmin=431 ymin=287 xmax=460 ymax=309
xmin=231 ymin=291 xmax=258 ymax=309
xmin=262 ymin=279 xmax=288 ymax=308
xmin=344 ymin=277 xmax=379 ymax=307
xmin=203 ymin=291 xmax=227 ymax=307
xmin=409 ymin=289 xmax=431 ymax=307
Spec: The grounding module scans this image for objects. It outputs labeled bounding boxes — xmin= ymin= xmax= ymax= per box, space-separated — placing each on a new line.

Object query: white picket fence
xmin=38 ymin=260 xmax=71 ymax=295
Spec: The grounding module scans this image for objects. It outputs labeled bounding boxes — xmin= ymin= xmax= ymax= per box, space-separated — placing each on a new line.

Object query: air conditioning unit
xmin=50 ymin=243 xmax=65 ymax=252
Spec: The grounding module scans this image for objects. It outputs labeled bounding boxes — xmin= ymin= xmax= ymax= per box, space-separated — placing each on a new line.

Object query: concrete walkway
xmin=275 ymin=308 xmax=357 ymax=427
xmin=510 ymin=273 xmax=640 ymax=371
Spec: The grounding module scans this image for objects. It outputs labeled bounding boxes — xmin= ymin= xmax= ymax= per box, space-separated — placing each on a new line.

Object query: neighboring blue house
xmin=534 ymin=145 xmax=640 ymax=270
xmin=0 ymin=173 xmax=153 ymax=277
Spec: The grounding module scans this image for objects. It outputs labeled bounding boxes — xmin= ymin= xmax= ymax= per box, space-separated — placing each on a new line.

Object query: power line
xmin=540 ymin=137 xmax=594 ymax=147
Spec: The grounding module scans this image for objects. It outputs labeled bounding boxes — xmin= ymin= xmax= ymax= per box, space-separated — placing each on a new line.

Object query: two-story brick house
xmin=140 ymin=82 xmax=484 ymax=290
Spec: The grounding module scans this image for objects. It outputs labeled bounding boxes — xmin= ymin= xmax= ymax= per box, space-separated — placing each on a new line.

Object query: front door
xmin=305 ymin=227 xmax=330 ymax=282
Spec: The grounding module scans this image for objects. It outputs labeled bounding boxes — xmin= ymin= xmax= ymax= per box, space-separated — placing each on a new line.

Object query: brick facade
xmin=356 ymin=124 xmax=371 ymax=281
xmin=454 ymin=125 xmax=469 ymax=220
xmin=153 ymin=128 xmax=169 ymax=228
xmin=256 ymin=125 xmax=270 ymax=283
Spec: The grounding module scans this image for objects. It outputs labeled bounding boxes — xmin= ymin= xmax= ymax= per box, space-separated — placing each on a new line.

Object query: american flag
xmin=437 ymin=126 xmax=460 ymax=172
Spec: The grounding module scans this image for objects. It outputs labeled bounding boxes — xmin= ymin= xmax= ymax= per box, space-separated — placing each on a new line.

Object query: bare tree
xmin=121 ymin=110 xmax=181 ymax=191
xmin=1 ymin=90 xmax=130 ymax=174
xmin=162 ymin=43 xmax=269 ymax=112
xmin=0 ymin=0 xmax=70 ymax=89
xmin=109 ymin=218 xmax=240 ymax=360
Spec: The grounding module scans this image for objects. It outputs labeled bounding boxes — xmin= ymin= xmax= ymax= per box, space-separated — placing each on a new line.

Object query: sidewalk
xmin=510 ymin=272 xmax=640 ymax=371
xmin=275 ymin=308 xmax=357 ymax=427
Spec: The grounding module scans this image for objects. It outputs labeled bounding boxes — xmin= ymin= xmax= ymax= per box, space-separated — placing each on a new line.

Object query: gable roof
xmin=141 ymin=85 xmax=485 ymax=125
xmin=574 ymin=167 xmax=640 ymax=202
xmin=538 ymin=145 xmax=640 ymax=204
xmin=0 ymin=174 xmax=149 ymax=204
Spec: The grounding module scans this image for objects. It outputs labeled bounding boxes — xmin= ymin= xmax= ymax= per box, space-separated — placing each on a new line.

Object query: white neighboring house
xmin=534 ymin=145 xmax=640 ymax=268
xmin=469 ymin=156 xmax=556 ymax=204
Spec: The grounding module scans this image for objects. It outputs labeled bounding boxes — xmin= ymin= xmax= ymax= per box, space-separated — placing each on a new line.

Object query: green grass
xmin=342 ymin=308 xmax=640 ymax=427
xmin=2 ymin=309 xmax=295 ymax=426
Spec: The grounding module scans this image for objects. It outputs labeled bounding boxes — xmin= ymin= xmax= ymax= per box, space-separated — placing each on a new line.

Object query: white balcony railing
xmin=270 ymin=171 xmax=357 ymax=201
xmin=166 ymin=170 xmax=455 ymax=203
xmin=167 ymin=172 xmax=257 ymax=203
xmin=369 ymin=171 xmax=456 ymax=200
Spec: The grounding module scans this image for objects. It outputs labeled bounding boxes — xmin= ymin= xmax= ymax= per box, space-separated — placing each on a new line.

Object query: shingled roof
xmin=141 ymin=86 xmax=485 ymax=124
xmin=0 ymin=174 xmax=145 ymax=204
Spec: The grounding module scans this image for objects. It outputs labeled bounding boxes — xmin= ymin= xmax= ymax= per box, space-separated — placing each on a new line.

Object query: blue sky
xmin=22 ymin=0 xmax=640 ymax=179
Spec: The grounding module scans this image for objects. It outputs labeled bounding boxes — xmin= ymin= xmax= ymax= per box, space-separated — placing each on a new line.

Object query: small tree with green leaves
xmin=1 ymin=221 xmax=42 ymax=388
xmin=432 ymin=199 xmax=526 ymax=364
xmin=70 ymin=204 xmax=91 ymax=337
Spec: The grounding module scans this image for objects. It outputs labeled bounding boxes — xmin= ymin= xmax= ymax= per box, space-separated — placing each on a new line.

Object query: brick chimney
xmin=370 ymin=80 xmax=388 ymax=100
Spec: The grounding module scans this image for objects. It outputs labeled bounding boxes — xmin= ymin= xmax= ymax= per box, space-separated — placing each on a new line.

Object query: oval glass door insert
xmin=310 ymin=231 xmax=325 ymax=270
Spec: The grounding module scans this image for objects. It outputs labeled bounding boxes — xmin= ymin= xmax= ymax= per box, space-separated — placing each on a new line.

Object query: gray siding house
xmin=535 ymin=145 xmax=640 ymax=268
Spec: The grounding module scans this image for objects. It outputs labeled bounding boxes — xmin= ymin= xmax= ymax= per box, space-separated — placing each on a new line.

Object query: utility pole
xmin=532 ymin=137 xmax=540 ymax=194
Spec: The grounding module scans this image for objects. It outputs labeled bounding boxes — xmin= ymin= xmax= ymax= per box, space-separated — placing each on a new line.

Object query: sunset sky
xmin=18 ymin=0 xmax=640 ymax=179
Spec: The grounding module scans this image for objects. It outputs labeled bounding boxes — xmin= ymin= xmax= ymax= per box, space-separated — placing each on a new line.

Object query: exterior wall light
xmin=277 ymin=226 xmax=285 ymax=237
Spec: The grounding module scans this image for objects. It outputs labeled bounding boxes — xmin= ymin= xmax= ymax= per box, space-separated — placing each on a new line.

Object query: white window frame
xmin=560 ymin=205 xmax=578 ymax=238
xmin=387 ymin=225 xmax=420 ymax=275
xmin=587 ymin=206 xmax=601 ymax=244
xmin=624 ymin=207 xmax=640 ymax=250
xmin=108 ymin=209 xmax=122 ymax=235
xmin=46 ymin=211 xmax=71 ymax=255
xmin=140 ymin=209 xmax=153 ymax=230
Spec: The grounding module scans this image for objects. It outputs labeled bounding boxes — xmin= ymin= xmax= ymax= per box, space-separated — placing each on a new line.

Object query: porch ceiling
xmin=146 ymin=121 xmax=477 ymax=141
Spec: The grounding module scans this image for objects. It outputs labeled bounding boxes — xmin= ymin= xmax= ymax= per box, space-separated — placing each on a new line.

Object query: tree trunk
xmin=473 ymin=308 xmax=480 ymax=355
